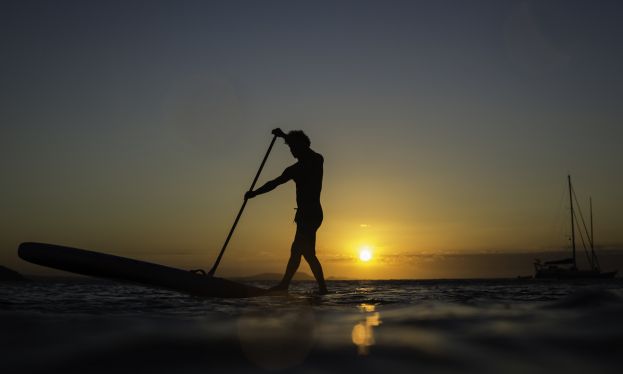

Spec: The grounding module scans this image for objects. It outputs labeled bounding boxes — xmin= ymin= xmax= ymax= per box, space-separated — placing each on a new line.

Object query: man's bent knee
xmin=303 ymin=253 xmax=319 ymax=264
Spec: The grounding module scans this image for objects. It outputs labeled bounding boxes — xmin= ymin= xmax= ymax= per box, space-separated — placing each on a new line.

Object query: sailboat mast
xmin=590 ymin=197 xmax=599 ymax=271
xmin=590 ymin=197 xmax=594 ymax=250
xmin=568 ymin=175 xmax=576 ymax=267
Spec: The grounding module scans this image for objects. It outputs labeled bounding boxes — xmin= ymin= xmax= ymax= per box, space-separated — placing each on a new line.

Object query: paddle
xmin=206 ymin=134 xmax=278 ymax=277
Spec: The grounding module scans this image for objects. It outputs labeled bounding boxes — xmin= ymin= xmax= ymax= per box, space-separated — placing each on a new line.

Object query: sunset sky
xmin=2 ymin=0 xmax=622 ymax=279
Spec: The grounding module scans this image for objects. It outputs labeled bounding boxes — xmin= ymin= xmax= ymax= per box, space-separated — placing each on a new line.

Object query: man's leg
xmin=271 ymin=227 xmax=305 ymax=291
xmin=273 ymin=221 xmax=328 ymax=293
xmin=273 ymin=250 xmax=302 ymax=290
xmin=303 ymin=253 xmax=328 ymax=294
xmin=299 ymin=223 xmax=328 ymax=294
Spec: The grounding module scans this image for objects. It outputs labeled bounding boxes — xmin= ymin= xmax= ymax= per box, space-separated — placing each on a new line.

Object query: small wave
xmin=545 ymin=288 xmax=623 ymax=309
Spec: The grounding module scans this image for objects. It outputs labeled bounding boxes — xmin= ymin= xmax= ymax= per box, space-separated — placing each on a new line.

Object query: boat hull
xmin=534 ymin=268 xmax=617 ymax=279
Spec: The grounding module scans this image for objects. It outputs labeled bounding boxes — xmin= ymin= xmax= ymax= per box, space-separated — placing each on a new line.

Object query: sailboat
xmin=534 ymin=175 xmax=617 ymax=279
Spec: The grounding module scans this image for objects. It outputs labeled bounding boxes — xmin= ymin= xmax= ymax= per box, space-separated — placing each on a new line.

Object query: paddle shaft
xmin=208 ymin=135 xmax=278 ymax=276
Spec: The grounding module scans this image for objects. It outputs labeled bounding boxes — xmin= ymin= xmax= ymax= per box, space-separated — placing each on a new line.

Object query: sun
xmin=359 ymin=246 xmax=373 ymax=262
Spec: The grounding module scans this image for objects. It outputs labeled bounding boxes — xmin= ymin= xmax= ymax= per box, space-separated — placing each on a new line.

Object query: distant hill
xmin=327 ymin=276 xmax=354 ymax=280
xmin=0 ymin=265 xmax=26 ymax=281
xmin=233 ymin=272 xmax=314 ymax=281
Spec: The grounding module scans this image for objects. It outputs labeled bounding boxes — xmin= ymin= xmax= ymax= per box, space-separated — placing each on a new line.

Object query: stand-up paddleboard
xmin=18 ymin=242 xmax=269 ymax=298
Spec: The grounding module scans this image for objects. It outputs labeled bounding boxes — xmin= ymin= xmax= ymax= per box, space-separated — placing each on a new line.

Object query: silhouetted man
xmin=245 ymin=128 xmax=328 ymax=294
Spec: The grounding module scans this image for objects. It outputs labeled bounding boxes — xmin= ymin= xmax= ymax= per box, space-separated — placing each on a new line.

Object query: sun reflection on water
xmin=351 ymin=303 xmax=381 ymax=355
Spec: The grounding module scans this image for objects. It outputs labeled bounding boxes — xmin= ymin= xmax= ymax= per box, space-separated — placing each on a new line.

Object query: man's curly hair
xmin=285 ymin=130 xmax=311 ymax=148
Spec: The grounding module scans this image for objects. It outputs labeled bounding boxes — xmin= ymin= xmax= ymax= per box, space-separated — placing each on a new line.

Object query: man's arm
xmin=245 ymin=167 xmax=292 ymax=200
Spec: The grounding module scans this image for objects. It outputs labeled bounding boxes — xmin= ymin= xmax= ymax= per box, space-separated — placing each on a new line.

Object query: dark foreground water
xmin=2 ymin=278 xmax=623 ymax=373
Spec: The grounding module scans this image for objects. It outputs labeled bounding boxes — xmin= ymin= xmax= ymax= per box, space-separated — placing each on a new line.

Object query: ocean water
xmin=2 ymin=278 xmax=623 ymax=373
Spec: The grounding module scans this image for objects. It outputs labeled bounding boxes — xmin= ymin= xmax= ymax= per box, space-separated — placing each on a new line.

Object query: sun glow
xmin=359 ymin=246 xmax=373 ymax=262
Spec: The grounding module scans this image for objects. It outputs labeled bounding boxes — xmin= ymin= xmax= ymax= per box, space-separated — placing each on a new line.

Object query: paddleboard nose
xmin=18 ymin=242 xmax=37 ymax=261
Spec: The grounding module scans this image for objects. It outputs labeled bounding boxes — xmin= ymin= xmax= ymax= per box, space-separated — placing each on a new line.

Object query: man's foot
xmin=318 ymin=286 xmax=329 ymax=295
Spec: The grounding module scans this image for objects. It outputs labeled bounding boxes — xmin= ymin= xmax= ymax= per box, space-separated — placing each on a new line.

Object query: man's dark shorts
xmin=292 ymin=209 xmax=323 ymax=256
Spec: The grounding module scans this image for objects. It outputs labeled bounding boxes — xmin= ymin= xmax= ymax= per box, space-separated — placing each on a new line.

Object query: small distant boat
xmin=534 ymin=175 xmax=617 ymax=279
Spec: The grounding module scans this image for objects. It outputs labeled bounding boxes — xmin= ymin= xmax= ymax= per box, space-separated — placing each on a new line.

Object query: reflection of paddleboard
xmin=18 ymin=242 xmax=268 ymax=298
